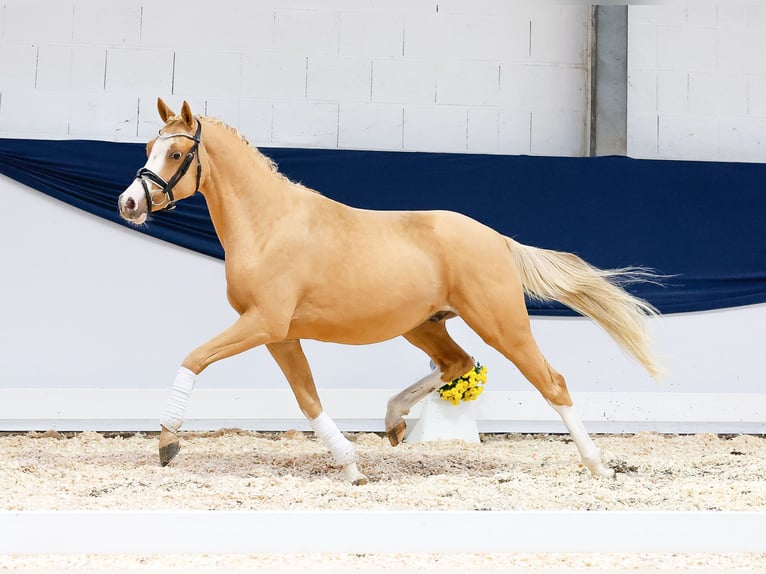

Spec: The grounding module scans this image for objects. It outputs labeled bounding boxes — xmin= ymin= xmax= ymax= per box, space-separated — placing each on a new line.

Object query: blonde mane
xmin=169 ymin=114 xmax=292 ymax=184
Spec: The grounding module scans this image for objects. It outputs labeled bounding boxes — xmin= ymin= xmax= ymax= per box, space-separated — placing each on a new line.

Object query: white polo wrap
xmin=309 ymin=411 xmax=356 ymax=466
xmin=160 ymin=366 xmax=196 ymax=433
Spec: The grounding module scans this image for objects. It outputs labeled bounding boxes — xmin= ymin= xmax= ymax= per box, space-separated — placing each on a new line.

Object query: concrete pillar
xmin=590 ymin=5 xmax=628 ymax=156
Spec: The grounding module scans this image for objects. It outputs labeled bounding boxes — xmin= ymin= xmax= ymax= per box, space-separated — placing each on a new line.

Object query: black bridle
xmin=135 ymin=119 xmax=202 ymax=212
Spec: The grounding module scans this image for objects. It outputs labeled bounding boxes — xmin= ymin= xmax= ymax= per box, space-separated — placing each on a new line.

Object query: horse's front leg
xmin=267 ymin=340 xmax=367 ymax=485
xmin=158 ymin=312 xmax=281 ymax=466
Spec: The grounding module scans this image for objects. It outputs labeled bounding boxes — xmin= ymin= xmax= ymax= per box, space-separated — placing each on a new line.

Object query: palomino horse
xmin=118 ymin=99 xmax=661 ymax=485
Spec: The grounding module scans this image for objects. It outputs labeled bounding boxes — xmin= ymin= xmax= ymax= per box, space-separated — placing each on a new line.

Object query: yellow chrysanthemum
xmin=438 ymin=363 xmax=487 ymax=405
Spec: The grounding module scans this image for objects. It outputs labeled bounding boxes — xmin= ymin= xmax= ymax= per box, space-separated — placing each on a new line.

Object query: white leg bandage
xmin=160 ymin=366 xmax=196 ymax=433
xmin=310 ymin=411 xmax=356 ymax=466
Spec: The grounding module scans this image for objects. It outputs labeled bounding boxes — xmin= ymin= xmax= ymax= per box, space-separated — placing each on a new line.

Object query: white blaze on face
xmin=117 ymin=137 xmax=175 ymax=224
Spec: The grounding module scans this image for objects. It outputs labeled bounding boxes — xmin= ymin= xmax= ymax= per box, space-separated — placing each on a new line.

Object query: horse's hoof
xmin=343 ymin=463 xmax=368 ymax=486
xmin=159 ymin=427 xmax=180 ymax=467
xmin=386 ymin=420 xmax=407 ymax=447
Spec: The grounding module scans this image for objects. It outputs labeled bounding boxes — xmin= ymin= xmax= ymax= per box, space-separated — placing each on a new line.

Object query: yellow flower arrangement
xmin=438 ymin=363 xmax=488 ymax=406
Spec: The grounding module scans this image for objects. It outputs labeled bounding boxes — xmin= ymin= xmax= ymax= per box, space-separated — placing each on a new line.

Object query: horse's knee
xmin=436 ymin=354 xmax=475 ymax=382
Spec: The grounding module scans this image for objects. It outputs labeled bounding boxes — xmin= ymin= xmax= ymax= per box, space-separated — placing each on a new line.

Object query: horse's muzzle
xmin=118 ymin=184 xmax=148 ymax=225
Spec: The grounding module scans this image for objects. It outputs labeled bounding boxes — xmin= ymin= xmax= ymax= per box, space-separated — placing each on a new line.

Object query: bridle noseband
xmin=135 ymin=119 xmax=202 ymax=212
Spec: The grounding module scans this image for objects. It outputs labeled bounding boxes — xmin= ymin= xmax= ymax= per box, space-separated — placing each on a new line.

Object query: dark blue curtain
xmin=1 ymin=137 xmax=764 ymax=315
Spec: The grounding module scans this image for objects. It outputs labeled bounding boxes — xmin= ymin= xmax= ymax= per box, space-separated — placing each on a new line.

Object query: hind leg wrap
xmin=160 ymin=366 xmax=196 ymax=433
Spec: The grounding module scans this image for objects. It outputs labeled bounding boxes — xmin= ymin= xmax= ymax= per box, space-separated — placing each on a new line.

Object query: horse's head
xmin=118 ymin=98 xmax=204 ymax=224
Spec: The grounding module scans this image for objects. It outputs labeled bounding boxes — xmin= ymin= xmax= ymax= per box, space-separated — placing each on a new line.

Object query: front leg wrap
xmin=160 ymin=366 xmax=196 ymax=433
xmin=309 ymin=411 xmax=355 ymax=465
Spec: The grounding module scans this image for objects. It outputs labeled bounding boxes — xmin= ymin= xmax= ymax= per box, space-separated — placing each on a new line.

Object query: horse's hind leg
xmin=267 ymin=340 xmax=367 ymax=485
xmin=386 ymin=319 xmax=475 ymax=446
xmin=458 ymin=290 xmax=614 ymax=478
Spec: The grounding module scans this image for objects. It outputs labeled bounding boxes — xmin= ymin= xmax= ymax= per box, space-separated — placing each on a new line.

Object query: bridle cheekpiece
xmin=135 ymin=119 xmax=202 ymax=212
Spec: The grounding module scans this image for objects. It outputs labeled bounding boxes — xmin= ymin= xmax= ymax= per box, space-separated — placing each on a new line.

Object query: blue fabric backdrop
xmin=1 ymin=137 xmax=764 ymax=315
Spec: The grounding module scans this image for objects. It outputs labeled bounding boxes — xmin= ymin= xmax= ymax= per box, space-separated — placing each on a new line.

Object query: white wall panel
xmin=306 ymin=56 xmax=371 ymax=102
xmin=3 ymin=1 xmax=73 ymax=44
xmin=272 ymin=101 xmax=338 ymax=147
xmin=403 ymin=105 xmax=466 ymax=153
xmin=71 ymin=1 xmax=141 ymax=46
xmin=371 ymin=59 xmax=435 ymax=104
xmin=338 ymin=102 xmax=402 ymax=151
xmin=339 ymin=11 xmax=403 ymax=58
xmin=0 ymin=0 xmax=592 ymax=155
xmin=628 ymin=5 xmax=766 ymax=162
xmin=105 ymin=48 xmax=174 ymax=95
xmin=241 ymin=53 xmax=307 ymax=100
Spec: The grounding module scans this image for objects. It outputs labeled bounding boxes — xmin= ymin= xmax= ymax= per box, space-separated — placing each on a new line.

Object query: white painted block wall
xmin=628 ymin=5 xmax=766 ymax=162
xmin=0 ymin=1 xmax=590 ymax=156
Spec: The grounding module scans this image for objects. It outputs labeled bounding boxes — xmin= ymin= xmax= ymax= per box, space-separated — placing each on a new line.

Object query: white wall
xmin=0 ymin=0 xmax=590 ymax=155
xmin=628 ymin=5 xmax=766 ymax=162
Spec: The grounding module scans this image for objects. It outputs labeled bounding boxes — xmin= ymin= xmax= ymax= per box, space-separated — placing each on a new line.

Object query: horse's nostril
xmin=125 ymin=197 xmax=136 ymax=210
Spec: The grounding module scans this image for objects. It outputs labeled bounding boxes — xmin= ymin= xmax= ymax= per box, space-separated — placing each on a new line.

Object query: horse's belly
xmin=286 ymin=298 xmax=442 ymax=345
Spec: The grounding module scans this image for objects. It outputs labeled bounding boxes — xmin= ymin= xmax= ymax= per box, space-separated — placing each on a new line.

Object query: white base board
xmin=1 ymin=389 xmax=764 ymax=434
xmin=1 ymin=510 xmax=764 ymax=554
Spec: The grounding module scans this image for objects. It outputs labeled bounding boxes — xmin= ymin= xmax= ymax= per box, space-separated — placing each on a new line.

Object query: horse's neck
xmin=201 ymin=129 xmax=293 ymax=253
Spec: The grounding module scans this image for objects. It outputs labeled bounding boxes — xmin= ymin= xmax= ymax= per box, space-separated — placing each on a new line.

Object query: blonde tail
xmin=507 ymin=237 xmax=662 ymax=380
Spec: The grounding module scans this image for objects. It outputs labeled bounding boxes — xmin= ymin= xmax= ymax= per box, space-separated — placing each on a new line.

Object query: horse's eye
xmin=170 ymin=151 xmax=183 ymax=161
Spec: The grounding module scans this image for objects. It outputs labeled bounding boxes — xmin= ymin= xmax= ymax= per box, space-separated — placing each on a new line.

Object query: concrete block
xmin=688 ymin=73 xmax=748 ymax=117
xmin=0 ymin=44 xmax=38 ymax=89
xmin=718 ymin=5 xmax=766 ymax=30
xmin=105 ymin=48 xmax=174 ymax=95
xmin=307 ymin=56 xmax=371 ymax=102
xmin=749 ymin=75 xmax=766 ymax=118
xmin=498 ymin=109 xmax=531 ymax=154
xmin=405 ymin=12 xmax=521 ymax=61
xmin=340 ymin=11 xmax=403 ymax=58
xmin=67 ymin=93 xmax=139 ymax=140
xmin=627 ymin=70 xmax=657 ymax=115
xmin=627 ymin=23 xmax=658 ymax=71
xmin=173 ymin=51 xmax=242 ymax=100
xmin=628 ymin=5 xmax=687 ymax=26
xmin=403 ymin=105 xmax=466 ymax=153
xmin=372 ymin=59 xmax=435 ymax=104
xmin=3 ymin=1 xmax=73 ymax=43
xmin=70 ymin=47 xmax=107 ymax=91
xmin=275 ymin=9 xmax=340 ymax=55
xmin=72 ymin=1 xmax=141 ymax=46
xmin=437 ymin=61 xmax=499 ymax=106
xmin=529 ymin=6 xmax=589 ymax=66
xmin=272 ymin=101 xmax=338 ymax=148
xmin=656 ymin=26 xmax=717 ymax=72
xmin=530 ymin=110 xmax=587 ymax=156
xmin=685 ymin=6 xmax=717 ymax=28
xmin=656 ymin=71 xmax=688 ymax=114
xmin=658 ymin=115 xmax=719 ymax=161
xmin=467 ymin=108 xmax=499 ymax=154
xmin=241 ymin=53 xmax=307 ymax=100
xmin=35 ymin=46 xmax=71 ymax=91
xmin=626 ymin=112 xmax=659 ymax=159
xmin=719 ymin=117 xmax=766 ymax=163
xmin=0 ymin=90 xmax=69 ymax=136
xmin=338 ymin=102 xmax=403 ymax=151
xmin=141 ymin=3 xmax=274 ymax=52
xmin=238 ymin=99 xmax=274 ymax=146
xmin=719 ymin=28 xmax=766 ymax=74
xmin=501 ymin=65 xmax=587 ymax=113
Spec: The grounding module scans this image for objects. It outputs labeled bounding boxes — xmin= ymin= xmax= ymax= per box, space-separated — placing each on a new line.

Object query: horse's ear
xmin=180 ymin=101 xmax=196 ymax=129
xmin=157 ymin=98 xmax=175 ymax=123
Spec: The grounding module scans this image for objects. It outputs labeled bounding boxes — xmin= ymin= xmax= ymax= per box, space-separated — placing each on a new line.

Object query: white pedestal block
xmin=405 ymin=391 xmax=480 ymax=444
